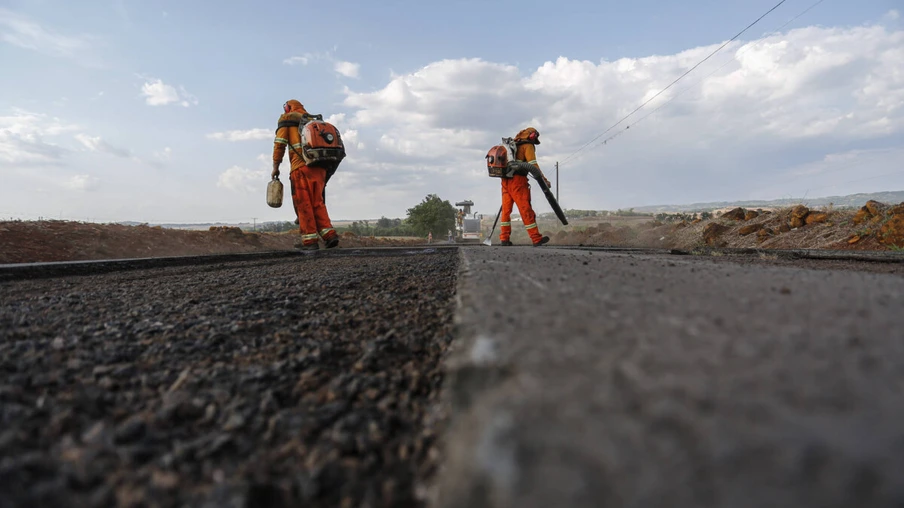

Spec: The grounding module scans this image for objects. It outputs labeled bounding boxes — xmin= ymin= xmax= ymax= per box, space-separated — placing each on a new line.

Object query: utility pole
xmin=555 ymin=162 xmax=559 ymax=204
xmin=252 ymin=217 xmax=258 ymax=231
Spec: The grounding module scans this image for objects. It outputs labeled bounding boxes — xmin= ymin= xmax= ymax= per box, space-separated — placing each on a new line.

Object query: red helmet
xmin=528 ymin=130 xmax=540 ymax=144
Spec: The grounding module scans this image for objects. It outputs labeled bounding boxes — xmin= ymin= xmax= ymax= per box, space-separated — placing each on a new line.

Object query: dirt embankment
xmin=549 ymin=200 xmax=904 ymax=251
xmin=0 ymin=222 xmax=423 ymax=264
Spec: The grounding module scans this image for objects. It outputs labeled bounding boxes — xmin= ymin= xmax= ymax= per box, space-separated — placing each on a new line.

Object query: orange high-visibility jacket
xmin=272 ymin=99 xmax=310 ymax=171
xmin=514 ymin=127 xmax=543 ymax=176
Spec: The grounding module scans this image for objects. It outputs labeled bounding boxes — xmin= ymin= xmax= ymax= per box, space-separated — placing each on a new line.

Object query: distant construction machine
xmin=455 ymin=200 xmax=482 ymax=243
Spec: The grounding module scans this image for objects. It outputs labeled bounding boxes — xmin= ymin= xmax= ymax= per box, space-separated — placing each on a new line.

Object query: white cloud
xmin=0 ymin=110 xmax=78 ymax=165
xmin=140 ymin=78 xmax=197 ymax=107
xmin=326 ymin=113 xmax=346 ymax=126
xmin=141 ymin=79 xmax=179 ymax=105
xmin=178 ymin=86 xmax=198 ymax=107
xmin=217 ymin=165 xmax=269 ymax=193
xmin=0 ymin=8 xmax=96 ymax=60
xmin=886 ymin=10 xmax=900 ymax=21
xmin=283 ymin=49 xmax=341 ymax=66
xmin=66 ymin=174 xmax=100 ymax=191
xmin=284 ymin=52 xmax=361 ymax=78
xmin=155 ymin=147 xmax=172 ymax=159
xmin=283 ymin=54 xmax=312 ymax=66
xmin=335 ymin=61 xmax=361 ymax=79
xmin=75 ymin=133 xmax=132 ymax=158
xmin=207 ymin=129 xmax=272 ymax=141
xmin=342 ymin=129 xmax=365 ymax=150
xmin=338 ymin=24 xmax=904 ymax=212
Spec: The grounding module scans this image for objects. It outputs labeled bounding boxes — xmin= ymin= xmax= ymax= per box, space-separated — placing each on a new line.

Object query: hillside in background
xmin=634 ymin=191 xmax=904 ymax=213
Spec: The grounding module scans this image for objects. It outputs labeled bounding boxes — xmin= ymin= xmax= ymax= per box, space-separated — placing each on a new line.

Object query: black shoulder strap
xmin=277 ymin=120 xmax=300 ymax=130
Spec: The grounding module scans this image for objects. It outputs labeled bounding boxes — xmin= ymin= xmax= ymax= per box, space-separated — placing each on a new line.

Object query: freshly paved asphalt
xmin=434 ymin=246 xmax=904 ymax=508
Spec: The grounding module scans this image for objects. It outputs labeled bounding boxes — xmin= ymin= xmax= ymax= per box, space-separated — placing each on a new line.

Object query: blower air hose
xmin=506 ymin=161 xmax=568 ymax=225
xmin=505 ymin=160 xmax=544 ymax=180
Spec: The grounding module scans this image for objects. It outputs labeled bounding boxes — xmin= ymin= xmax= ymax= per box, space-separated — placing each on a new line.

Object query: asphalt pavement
xmin=4 ymin=245 xmax=904 ymax=507
xmin=0 ymin=249 xmax=458 ymax=508
xmin=435 ymin=246 xmax=904 ymax=508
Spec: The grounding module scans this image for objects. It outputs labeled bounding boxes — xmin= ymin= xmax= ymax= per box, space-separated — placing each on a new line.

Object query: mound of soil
xmin=0 ymin=222 xmax=422 ymax=264
xmin=548 ymin=201 xmax=904 ymax=252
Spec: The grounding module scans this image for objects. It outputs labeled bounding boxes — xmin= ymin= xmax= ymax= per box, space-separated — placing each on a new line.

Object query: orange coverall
xmin=272 ymin=100 xmax=338 ymax=247
xmin=499 ymin=128 xmax=546 ymax=245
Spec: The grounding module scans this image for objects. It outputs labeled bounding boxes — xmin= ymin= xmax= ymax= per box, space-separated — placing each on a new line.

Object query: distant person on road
xmin=428 ymin=231 xmax=433 ymax=244
xmin=499 ymin=127 xmax=551 ymax=247
xmin=271 ymin=99 xmax=339 ymax=251
xmin=448 ymin=229 xmax=453 ymax=243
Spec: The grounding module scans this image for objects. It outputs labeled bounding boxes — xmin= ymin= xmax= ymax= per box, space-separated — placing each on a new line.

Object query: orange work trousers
xmin=499 ymin=174 xmax=543 ymax=244
xmin=289 ymin=165 xmax=337 ymax=246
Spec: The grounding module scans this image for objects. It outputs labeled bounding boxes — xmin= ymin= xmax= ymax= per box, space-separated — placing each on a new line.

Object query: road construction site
xmin=2 ymin=245 xmax=904 ymax=508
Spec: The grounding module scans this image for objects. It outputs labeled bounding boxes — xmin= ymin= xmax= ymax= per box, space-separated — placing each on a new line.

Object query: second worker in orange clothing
xmin=499 ymin=127 xmax=551 ymax=247
xmin=271 ymin=100 xmax=340 ymax=250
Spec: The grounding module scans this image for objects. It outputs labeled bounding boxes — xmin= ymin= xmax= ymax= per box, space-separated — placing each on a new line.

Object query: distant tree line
xmin=255 ymin=194 xmax=458 ymax=238
xmin=254 ymin=221 xmax=296 ymax=233
xmin=654 ymin=211 xmax=713 ymax=222
xmin=539 ymin=208 xmax=655 ymax=220
xmin=338 ymin=218 xmax=419 ymax=237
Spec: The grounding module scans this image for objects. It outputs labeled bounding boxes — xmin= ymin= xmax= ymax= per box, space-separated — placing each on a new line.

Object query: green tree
xmin=406 ymin=194 xmax=457 ymax=237
xmin=256 ymin=221 xmax=296 ymax=233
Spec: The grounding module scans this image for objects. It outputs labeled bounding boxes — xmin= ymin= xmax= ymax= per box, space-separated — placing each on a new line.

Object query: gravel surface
xmin=437 ymin=246 xmax=904 ymax=508
xmin=0 ymin=250 xmax=458 ymax=508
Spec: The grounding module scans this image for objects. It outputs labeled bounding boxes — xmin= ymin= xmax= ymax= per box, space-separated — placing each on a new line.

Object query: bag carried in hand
xmin=266 ymin=176 xmax=284 ymax=208
xmin=485 ymin=137 xmax=518 ymax=178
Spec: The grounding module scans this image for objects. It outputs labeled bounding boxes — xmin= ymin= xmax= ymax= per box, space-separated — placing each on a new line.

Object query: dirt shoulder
xmin=548 ymin=200 xmax=904 ymax=253
xmin=0 ymin=221 xmax=422 ymax=264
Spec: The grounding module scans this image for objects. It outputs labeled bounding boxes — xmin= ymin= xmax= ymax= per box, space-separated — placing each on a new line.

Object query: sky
xmin=1 ymin=0 xmax=902 ymax=223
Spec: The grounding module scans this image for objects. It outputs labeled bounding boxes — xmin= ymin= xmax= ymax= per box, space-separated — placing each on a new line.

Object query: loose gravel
xmin=0 ymin=250 xmax=458 ymax=508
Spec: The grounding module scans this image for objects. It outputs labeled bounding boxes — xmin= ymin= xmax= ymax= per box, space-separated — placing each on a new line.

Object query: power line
xmin=586 ymin=0 xmax=827 ymax=152
xmin=561 ymin=0 xmax=791 ymax=166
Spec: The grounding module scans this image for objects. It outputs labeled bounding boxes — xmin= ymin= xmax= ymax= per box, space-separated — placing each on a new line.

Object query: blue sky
xmin=1 ymin=0 xmax=902 ymax=223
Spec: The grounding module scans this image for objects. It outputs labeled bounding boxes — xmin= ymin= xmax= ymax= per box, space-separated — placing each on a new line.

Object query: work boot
xmin=325 ymin=237 xmax=339 ymax=249
xmin=532 ymin=236 xmax=550 ymax=247
xmin=500 ymin=240 xmax=513 ymax=246
xmin=295 ymin=242 xmax=319 ymax=251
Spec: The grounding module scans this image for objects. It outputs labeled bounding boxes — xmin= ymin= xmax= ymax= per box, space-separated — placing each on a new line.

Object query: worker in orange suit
xmin=499 ymin=127 xmax=551 ymax=247
xmin=271 ymin=99 xmax=339 ymax=250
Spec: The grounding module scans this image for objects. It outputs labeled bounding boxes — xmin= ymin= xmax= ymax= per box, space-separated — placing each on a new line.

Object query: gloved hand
xmin=543 ymin=176 xmax=552 ymax=188
xmin=271 ymin=162 xmax=280 ymax=179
